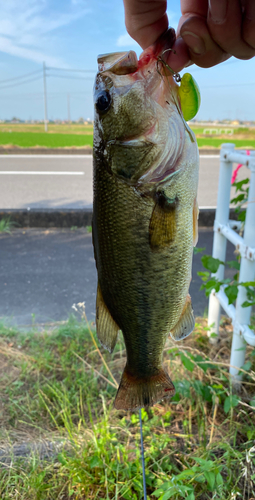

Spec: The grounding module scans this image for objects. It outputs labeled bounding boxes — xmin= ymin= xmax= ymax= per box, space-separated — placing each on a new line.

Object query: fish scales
xmin=93 ymin=29 xmax=199 ymax=410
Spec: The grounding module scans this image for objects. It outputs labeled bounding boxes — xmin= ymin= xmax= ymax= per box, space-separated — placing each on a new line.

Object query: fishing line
xmin=139 ymin=409 xmax=147 ymax=500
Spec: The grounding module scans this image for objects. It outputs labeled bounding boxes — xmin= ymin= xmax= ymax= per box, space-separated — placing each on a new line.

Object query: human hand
xmin=123 ymin=0 xmax=255 ymax=71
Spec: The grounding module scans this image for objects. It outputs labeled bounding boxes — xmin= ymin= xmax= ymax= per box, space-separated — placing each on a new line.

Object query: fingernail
xmin=184 ymin=60 xmax=192 ymax=68
xmin=181 ymin=32 xmax=206 ymax=56
xmin=208 ymin=0 xmax=227 ymax=23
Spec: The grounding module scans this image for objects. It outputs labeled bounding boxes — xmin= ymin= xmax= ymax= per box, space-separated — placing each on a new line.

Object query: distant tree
xmin=11 ymin=117 xmax=21 ymax=123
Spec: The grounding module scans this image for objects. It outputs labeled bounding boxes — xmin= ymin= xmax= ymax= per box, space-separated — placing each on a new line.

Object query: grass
xmin=0 ymin=217 xmax=18 ymax=234
xmin=0 ymin=308 xmax=255 ymax=499
xmin=0 ymin=124 xmax=93 ymax=135
xmin=0 ymin=123 xmax=254 ymax=149
xmin=196 ymin=138 xmax=255 ymax=149
xmin=0 ymin=132 xmax=93 ymax=149
xmin=191 ymin=125 xmax=255 ymax=149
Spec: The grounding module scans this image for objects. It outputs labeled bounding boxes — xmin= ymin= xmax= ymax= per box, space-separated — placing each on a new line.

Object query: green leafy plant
xmin=0 ymin=316 xmax=255 ymax=499
xmin=0 ymin=216 xmax=18 ymax=233
xmin=197 ymin=176 xmax=255 ymax=309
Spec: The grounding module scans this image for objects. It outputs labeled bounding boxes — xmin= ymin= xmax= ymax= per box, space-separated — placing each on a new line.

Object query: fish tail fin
xmin=114 ymin=366 xmax=175 ymax=411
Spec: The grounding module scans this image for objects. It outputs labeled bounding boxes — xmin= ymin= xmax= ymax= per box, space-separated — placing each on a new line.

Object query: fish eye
xmin=96 ymin=91 xmax=111 ymax=113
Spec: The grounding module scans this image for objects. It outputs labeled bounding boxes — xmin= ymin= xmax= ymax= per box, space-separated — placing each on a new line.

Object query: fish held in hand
xmin=92 ymin=29 xmax=200 ymax=411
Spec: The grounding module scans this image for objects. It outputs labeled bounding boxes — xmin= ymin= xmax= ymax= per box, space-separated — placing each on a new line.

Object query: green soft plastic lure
xmin=177 ymin=73 xmax=201 ymax=121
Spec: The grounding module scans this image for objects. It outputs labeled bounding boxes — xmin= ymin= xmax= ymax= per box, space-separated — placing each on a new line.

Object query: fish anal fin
xmin=149 ymin=192 xmax=178 ymax=250
xmin=170 ymin=294 xmax=195 ymax=341
xmin=96 ymin=284 xmax=119 ymax=353
xmin=193 ymin=198 xmax=199 ymax=247
xmin=114 ymin=366 xmax=175 ymax=410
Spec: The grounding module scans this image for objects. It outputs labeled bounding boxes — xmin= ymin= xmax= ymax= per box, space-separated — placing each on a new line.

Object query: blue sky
xmin=0 ymin=0 xmax=254 ymax=122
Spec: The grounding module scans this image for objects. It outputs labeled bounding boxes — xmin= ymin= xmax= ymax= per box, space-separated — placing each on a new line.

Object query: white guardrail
xmin=207 ymin=143 xmax=255 ymax=381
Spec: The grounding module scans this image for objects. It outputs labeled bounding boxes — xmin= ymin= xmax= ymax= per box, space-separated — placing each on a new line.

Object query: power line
xmin=0 ymin=91 xmax=90 ymax=99
xmin=0 ymin=69 xmax=42 ymax=84
xmin=201 ymin=82 xmax=255 ymax=88
xmin=47 ymin=66 xmax=95 ymax=72
xmin=47 ymin=74 xmax=94 ymax=81
xmin=0 ymin=75 xmax=43 ymax=90
xmin=190 ymin=57 xmax=245 ymax=73
xmin=43 ymin=62 xmax=48 ymax=132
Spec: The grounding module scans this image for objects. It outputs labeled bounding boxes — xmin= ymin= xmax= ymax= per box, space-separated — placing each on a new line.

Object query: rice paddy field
xmin=0 ymin=123 xmax=255 ymax=150
xmin=0 ymin=308 xmax=254 ymax=499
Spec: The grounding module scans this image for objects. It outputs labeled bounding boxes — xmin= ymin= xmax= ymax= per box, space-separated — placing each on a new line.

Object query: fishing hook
xmin=157 ymin=49 xmax=182 ymax=84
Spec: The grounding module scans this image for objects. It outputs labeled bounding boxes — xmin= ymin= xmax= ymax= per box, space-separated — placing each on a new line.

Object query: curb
xmin=0 ymin=148 xmax=93 ymax=155
xmin=0 ymin=439 xmax=71 ymax=466
xmin=0 ymin=148 xmax=220 ymax=156
xmin=0 ymin=209 xmax=93 ymax=228
xmin=0 ymin=208 xmax=243 ymax=228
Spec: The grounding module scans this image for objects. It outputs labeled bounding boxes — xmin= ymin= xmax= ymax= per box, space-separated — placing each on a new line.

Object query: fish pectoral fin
xmin=170 ymin=294 xmax=195 ymax=341
xmin=114 ymin=366 xmax=175 ymax=411
xmin=96 ymin=284 xmax=120 ymax=353
xmin=149 ymin=192 xmax=178 ymax=250
xmin=193 ymin=197 xmax=199 ymax=247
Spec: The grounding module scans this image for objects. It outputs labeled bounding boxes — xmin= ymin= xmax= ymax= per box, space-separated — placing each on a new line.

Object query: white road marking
xmin=0 ymin=155 xmax=92 ymax=159
xmin=0 ymin=171 xmax=84 ymax=175
xmin=199 ymin=155 xmax=220 ymax=159
xmin=0 ymin=154 xmax=220 ymax=159
xmin=199 ymin=206 xmax=217 ymax=209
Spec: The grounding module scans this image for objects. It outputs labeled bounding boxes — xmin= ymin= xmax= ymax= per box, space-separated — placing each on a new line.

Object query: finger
xmin=179 ymin=15 xmax=230 ymax=68
xmin=177 ymin=0 xmax=208 ymax=36
xmin=165 ymin=37 xmax=191 ymax=72
xmin=242 ymin=0 xmax=255 ymax=49
xmin=208 ymin=0 xmax=255 ymax=60
xmin=123 ymin=0 xmax=168 ymax=49
xmin=180 ymin=0 xmax=208 ymax=18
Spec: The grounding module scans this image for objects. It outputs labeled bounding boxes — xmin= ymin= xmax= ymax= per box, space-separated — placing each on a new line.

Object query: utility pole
xmin=43 ymin=62 xmax=48 ymax=132
xmin=67 ymin=93 xmax=71 ymax=124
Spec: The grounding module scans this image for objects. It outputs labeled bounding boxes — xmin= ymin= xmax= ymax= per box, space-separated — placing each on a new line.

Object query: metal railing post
xmin=208 ymin=143 xmax=235 ymax=342
xmin=229 ymin=155 xmax=255 ymax=379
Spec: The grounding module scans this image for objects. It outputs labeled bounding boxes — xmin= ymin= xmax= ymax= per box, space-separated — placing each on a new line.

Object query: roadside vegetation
xmin=0 ymin=308 xmax=254 ymax=499
xmin=0 ymin=131 xmax=93 ymax=149
xmin=0 ymin=217 xmax=18 ymax=234
xmin=0 ymin=123 xmax=255 ymax=149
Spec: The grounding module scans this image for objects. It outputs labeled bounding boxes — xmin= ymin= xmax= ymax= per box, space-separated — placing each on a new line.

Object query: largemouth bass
xmin=92 ymin=29 xmax=199 ymax=411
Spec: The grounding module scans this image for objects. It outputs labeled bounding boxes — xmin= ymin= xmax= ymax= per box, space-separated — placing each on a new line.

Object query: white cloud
xmin=116 ymin=33 xmax=140 ymax=48
xmin=0 ymin=36 xmax=65 ymax=67
xmin=0 ymin=0 xmax=90 ymax=65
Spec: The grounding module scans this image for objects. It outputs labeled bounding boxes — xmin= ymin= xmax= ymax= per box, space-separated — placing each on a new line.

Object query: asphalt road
xmin=0 ymin=154 xmax=250 ymax=210
xmin=0 ymin=227 xmax=236 ymax=327
xmin=0 ymin=153 xmax=245 ymax=328
xmin=0 ymin=155 xmax=93 ymax=210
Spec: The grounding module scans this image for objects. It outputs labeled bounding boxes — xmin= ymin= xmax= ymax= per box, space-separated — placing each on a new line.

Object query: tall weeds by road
xmin=0 ymin=314 xmax=254 ymax=499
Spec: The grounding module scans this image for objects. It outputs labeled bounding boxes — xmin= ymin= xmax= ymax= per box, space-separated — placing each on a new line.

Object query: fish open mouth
xmin=97 ymin=51 xmax=138 ymax=75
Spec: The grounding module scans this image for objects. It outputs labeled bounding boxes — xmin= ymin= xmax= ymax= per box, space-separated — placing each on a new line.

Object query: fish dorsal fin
xmin=170 ymin=295 xmax=195 ymax=341
xmin=193 ymin=197 xmax=199 ymax=247
xmin=149 ymin=191 xmax=178 ymax=250
xmin=96 ymin=284 xmax=120 ymax=353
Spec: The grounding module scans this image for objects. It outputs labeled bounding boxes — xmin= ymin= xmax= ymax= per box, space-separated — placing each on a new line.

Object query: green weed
xmin=196 ymin=138 xmax=255 ymax=149
xmin=0 ymin=131 xmax=93 ymax=148
xmin=198 ymin=176 xmax=255 ymax=310
xmin=0 ymin=217 xmax=17 ymax=233
xmin=0 ymin=316 xmax=254 ymax=499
